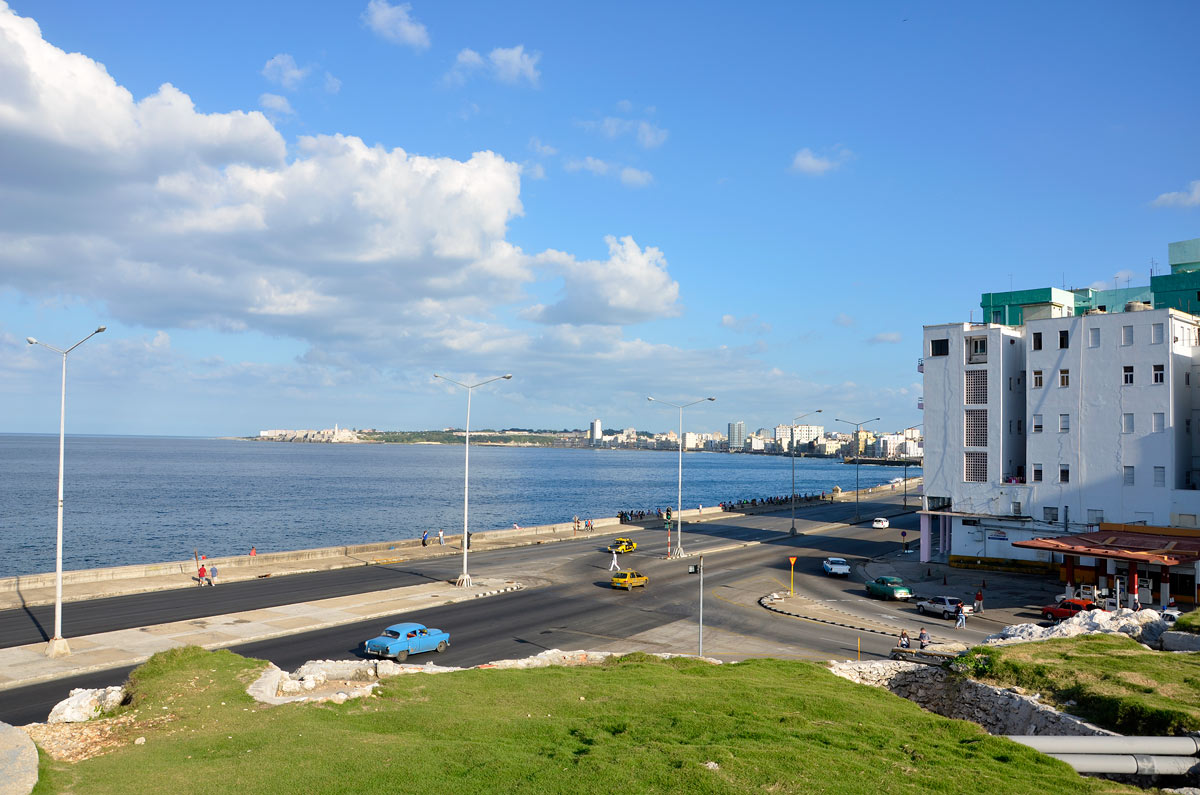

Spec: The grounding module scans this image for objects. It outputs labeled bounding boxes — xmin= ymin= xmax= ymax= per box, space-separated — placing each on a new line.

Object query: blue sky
xmin=2 ymin=1 xmax=1198 ymax=437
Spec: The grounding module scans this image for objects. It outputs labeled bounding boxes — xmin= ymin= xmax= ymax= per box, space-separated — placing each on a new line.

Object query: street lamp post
xmin=434 ymin=373 xmax=512 ymax=587
xmin=835 ymin=416 xmax=879 ymax=523
xmin=789 ymin=409 xmax=823 ymax=535
xmin=648 ymin=396 xmax=715 ymax=559
xmin=27 ymin=325 xmax=106 ymax=658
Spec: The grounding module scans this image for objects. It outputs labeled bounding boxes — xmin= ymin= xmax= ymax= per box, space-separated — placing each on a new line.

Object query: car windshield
xmin=828 ymin=559 xmax=846 ymax=565
xmin=382 ymin=630 xmax=401 ymax=639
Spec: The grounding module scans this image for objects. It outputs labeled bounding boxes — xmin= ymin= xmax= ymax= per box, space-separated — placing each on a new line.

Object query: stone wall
xmin=828 ymin=661 xmax=1114 ymax=737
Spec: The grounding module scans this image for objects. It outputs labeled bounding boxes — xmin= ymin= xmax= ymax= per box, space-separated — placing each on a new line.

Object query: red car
xmin=1041 ymin=597 xmax=1102 ymax=621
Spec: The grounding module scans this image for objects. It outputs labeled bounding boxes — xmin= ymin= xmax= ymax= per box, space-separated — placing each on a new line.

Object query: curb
xmin=758 ymin=592 xmax=898 ymax=638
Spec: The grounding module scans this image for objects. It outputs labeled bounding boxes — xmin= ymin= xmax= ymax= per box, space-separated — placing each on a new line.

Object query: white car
xmin=822 ymin=557 xmax=851 ymax=576
xmin=915 ymin=596 xmax=973 ymax=620
xmin=872 ymin=517 xmax=890 ymax=529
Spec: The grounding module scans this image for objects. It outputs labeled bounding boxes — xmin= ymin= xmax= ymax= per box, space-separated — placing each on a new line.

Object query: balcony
xmin=917 ymin=358 xmax=924 ymax=373
xmin=917 ymin=396 xmax=924 ymax=410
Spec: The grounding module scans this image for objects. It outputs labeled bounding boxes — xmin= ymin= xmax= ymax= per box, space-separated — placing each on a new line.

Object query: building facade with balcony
xmin=920 ymin=237 xmax=1200 ymax=605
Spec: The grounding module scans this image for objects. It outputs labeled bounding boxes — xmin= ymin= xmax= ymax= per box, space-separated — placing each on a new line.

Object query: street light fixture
xmin=647 ymin=396 xmax=715 ymax=559
xmin=434 ymin=372 xmax=512 ymax=587
xmin=789 ymin=409 xmax=823 ymax=535
xmin=27 ymin=325 xmax=106 ymax=658
xmin=835 ymin=416 xmax=880 ymax=523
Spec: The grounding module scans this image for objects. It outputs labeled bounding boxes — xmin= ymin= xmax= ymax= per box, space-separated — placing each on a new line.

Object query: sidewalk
xmin=0 ymin=578 xmax=523 ymax=693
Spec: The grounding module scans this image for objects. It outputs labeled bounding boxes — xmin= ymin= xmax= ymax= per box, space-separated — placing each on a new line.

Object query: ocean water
xmin=0 ymin=435 xmax=918 ymax=577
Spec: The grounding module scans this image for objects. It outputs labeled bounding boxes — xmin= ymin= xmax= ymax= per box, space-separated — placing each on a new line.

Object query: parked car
xmin=611 ymin=569 xmax=648 ymax=590
xmin=362 ymin=622 xmax=449 ymax=661
xmin=915 ymin=596 xmax=973 ymax=620
xmin=872 ymin=517 xmax=890 ymax=529
xmin=1040 ymin=597 xmax=1102 ymax=621
xmin=608 ymin=537 xmax=637 ymax=553
xmin=866 ymin=576 xmax=912 ymax=600
xmin=822 ymin=557 xmax=851 ymax=576
xmin=1163 ymin=607 xmax=1182 ymax=625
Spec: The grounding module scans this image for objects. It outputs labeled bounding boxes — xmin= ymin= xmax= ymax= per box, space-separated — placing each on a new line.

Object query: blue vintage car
xmin=362 ymin=622 xmax=450 ymax=661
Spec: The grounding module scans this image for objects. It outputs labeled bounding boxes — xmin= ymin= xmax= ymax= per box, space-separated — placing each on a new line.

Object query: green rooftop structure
xmin=980 ymin=237 xmax=1197 ymax=324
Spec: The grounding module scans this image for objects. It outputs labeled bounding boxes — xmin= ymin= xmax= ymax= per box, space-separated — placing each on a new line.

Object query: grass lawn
xmin=30 ymin=646 xmax=1136 ymax=795
xmin=1174 ymin=610 xmax=1200 ymax=634
xmin=967 ymin=634 xmax=1200 ymax=735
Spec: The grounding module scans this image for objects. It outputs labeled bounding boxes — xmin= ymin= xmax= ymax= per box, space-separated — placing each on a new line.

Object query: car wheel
xmin=436 ymin=641 xmax=447 ymax=653
xmin=1042 ymin=611 xmax=1053 ymax=621
xmin=942 ymin=611 xmax=951 ymax=620
xmin=396 ymin=649 xmax=409 ymax=661
xmin=917 ymin=604 xmax=926 ymax=614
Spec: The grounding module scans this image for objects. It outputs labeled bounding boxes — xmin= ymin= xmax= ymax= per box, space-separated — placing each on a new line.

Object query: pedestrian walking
xmin=586 ymin=519 xmax=593 ymax=532
xmin=609 ymin=551 xmax=620 ymax=571
xmin=421 ymin=530 xmax=429 ymax=547
xmin=918 ymin=627 xmax=930 ymax=649
xmin=208 ymin=564 xmax=218 ymax=586
xmin=438 ymin=529 xmax=445 ymax=546
xmin=249 ymin=546 xmax=257 ymax=556
xmin=954 ymin=602 xmax=966 ymax=629
xmin=198 ymin=564 xmax=208 ymax=587
xmin=974 ymin=589 xmax=984 ymax=614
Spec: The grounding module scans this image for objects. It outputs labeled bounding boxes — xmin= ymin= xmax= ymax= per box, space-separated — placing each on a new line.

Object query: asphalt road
xmin=2 ymin=503 xmax=960 ymax=726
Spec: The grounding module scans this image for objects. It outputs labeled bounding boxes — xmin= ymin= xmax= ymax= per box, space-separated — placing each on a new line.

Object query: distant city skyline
xmin=2 ymin=2 xmax=1198 ymax=437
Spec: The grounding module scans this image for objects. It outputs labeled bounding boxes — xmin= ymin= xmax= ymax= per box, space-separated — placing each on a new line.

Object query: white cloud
xmin=720 ymin=314 xmax=771 ymax=335
xmin=615 ymin=99 xmax=633 ymax=113
xmin=868 ymin=332 xmax=902 ymax=344
xmin=790 ymin=146 xmax=853 ymax=176
xmin=620 ymin=167 xmax=652 ymax=187
xmin=523 ymin=235 xmax=680 ymax=325
xmin=834 ymin=313 xmax=855 ymax=327
xmin=586 ymin=117 xmax=668 ymax=149
xmin=362 ymin=0 xmax=430 ymax=50
xmin=259 ymin=93 xmax=295 ymax=117
xmin=1153 ymin=179 xmax=1200 ymax=207
xmin=565 ymin=156 xmax=611 ymax=176
xmin=529 ymin=137 xmax=557 ymax=156
xmin=521 ymin=162 xmax=546 ymax=180
xmin=447 ymin=45 xmax=540 ymax=87
xmin=262 ymin=54 xmax=310 ymax=90
xmin=324 ymin=72 xmax=342 ymax=94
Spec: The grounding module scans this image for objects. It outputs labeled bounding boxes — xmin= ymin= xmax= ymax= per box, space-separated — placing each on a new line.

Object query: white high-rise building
xmin=590 ymin=419 xmax=602 ymax=446
xmin=728 ymin=421 xmax=746 ymax=451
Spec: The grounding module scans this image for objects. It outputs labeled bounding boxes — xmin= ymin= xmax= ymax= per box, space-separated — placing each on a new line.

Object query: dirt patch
xmin=23 ymin=711 xmax=175 ymax=762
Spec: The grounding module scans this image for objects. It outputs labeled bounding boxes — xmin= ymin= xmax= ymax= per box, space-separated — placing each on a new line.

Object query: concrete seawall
xmin=0 ymin=478 xmax=920 ymax=596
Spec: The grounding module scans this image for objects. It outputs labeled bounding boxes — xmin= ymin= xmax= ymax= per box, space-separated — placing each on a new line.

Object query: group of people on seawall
xmin=720 ymin=493 xmax=831 ymax=510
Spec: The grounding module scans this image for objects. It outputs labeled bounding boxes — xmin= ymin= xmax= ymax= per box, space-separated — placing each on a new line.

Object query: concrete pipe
xmin=1007 ymin=735 xmax=1200 ymax=757
xmin=1047 ymin=753 xmax=1199 ymax=776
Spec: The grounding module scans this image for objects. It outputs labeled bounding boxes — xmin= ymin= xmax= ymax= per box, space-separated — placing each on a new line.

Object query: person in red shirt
xmin=197 ymin=564 xmax=207 ymax=587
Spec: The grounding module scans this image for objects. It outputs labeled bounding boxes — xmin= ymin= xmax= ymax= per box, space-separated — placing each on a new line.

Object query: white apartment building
xmin=922 ymin=299 xmax=1200 ymax=606
xmin=774 ymin=423 xmax=825 ymax=450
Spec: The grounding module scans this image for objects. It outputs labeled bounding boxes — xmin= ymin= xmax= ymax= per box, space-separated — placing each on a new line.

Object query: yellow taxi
xmin=611 ymin=569 xmax=648 ymax=590
xmin=607 ymin=537 xmax=637 ymax=553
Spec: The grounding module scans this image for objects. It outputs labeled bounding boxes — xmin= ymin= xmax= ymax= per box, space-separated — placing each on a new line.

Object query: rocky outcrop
xmin=985 ymin=608 xmax=1169 ymax=648
xmin=0 ymin=721 xmax=38 ymax=795
xmin=829 ymin=661 xmax=1113 ymax=737
xmin=47 ymin=687 xmax=126 ymax=724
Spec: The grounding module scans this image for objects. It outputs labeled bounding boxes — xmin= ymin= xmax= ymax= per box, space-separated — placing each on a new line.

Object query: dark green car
xmin=865 ymin=576 xmax=912 ymax=601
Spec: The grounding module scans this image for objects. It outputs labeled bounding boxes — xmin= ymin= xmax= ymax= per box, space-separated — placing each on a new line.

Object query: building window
xmin=1032 ymin=463 xmax=1042 ymax=482
xmin=1121 ymin=325 xmax=1133 ymax=346
xmin=1011 ymin=501 xmax=1022 ymax=515
xmin=1154 ymin=466 xmax=1166 ymax=487
xmin=964 ymin=451 xmax=987 ymax=483
xmin=1059 ymin=369 xmax=1070 ymax=387
xmin=1154 ymin=364 xmax=1164 ymax=384
xmin=1032 ymin=370 xmax=1043 ymax=388
xmin=1059 ymin=413 xmax=1070 ymax=432
xmin=1044 ymin=506 xmax=1059 ymax=522
xmin=930 ymin=338 xmax=949 ymax=357
xmin=1123 ymin=366 xmax=1134 ymax=385
xmin=964 ymin=409 xmax=988 ymax=447
xmin=1153 ymin=323 xmax=1164 ymax=344
xmin=1123 ymin=466 xmax=1135 ymax=486
xmin=1032 ymin=414 xmax=1043 ymax=433
xmin=1060 ymin=465 xmax=1070 ymax=483
xmin=1087 ymin=508 xmax=1104 ymax=524
xmin=967 ymin=337 xmax=987 ymax=364
xmin=964 ymin=370 xmax=988 ymax=404
xmin=1153 ymin=412 xmax=1165 ymax=432
xmin=1122 ymin=413 xmax=1134 ymax=433
xmin=991 ymin=310 xmax=1002 ymax=324
xmin=1088 ymin=327 xmax=1099 ymax=348
xmin=1032 ymin=332 xmax=1042 ymax=351
xmin=1059 ymin=329 xmax=1069 ymax=348
xmin=1017 ymin=418 xmax=1022 ymax=434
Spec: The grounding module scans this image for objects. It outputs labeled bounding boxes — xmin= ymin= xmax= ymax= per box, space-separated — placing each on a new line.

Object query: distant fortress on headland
xmin=257 ymin=424 xmax=362 ymax=443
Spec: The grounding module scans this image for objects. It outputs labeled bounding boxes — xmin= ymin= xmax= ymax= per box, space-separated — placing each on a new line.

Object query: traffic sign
xmin=901 ymin=531 xmax=907 ymax=538
xmin=788 ymin=556 xmax=797 ymax=565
